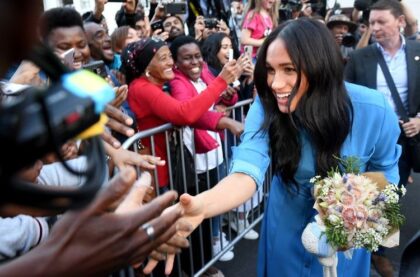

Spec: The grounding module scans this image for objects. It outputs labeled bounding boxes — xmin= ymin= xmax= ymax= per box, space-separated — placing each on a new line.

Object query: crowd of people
xmin=0 ymin=0 xmax=419 ymax=276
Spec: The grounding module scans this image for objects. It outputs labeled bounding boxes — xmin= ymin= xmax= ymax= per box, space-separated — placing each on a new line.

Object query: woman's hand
xmin=143 ymin=193 xmax=206 ymax=275
xmin=219 ymin=60 xmax=242 ymax=85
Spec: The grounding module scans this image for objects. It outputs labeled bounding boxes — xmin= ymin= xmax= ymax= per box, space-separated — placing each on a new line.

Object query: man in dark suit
xmin=345 ymin=1 xmax=420 ymax=276
xmin=345 ymin=0 xmax=420 ymax=187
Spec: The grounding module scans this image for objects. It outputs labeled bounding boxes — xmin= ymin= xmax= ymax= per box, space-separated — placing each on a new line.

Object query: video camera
xmin=0 ymin=44 xmax=114 ymax=211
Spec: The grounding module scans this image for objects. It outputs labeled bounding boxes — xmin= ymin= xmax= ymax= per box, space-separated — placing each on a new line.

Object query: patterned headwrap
xmin=121 ymin=37 xmax=167 ymax=84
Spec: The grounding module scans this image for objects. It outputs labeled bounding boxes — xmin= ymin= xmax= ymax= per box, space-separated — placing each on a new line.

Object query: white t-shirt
xmin=182 ymin=78 xmax=224 ymax=174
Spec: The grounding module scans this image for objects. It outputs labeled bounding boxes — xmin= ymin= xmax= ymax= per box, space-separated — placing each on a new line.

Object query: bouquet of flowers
xmin=301 ymin=157 xmax=406 ymax=277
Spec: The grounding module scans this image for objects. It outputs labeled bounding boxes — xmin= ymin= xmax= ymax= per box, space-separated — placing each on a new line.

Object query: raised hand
xmin=110 ymin=85 xmax=128 ymax=109
xmin=102 ymin=104 xmax=135 ymax=148
xmin=219 ymin=60 xmax=242 ymax=85
xmin=0 ymin=168 xmax=185 ymax=276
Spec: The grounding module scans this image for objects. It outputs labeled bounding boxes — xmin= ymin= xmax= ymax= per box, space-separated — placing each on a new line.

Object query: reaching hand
xmin=0 ymin=168 xmax=184 ymax=276
xmin=108 ymin=147 xmax=165 ymax=171
xmin=102 ymin=104 xmax=135 ymax=148
xmin=110 ymin=85 xmax=128 ymax=109
xmin=143 ymin=193 xmax=206 ymax=275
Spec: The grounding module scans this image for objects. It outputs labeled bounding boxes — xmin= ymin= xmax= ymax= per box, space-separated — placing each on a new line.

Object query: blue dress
xmin=229 ymin=83 xmax=401 ymax=277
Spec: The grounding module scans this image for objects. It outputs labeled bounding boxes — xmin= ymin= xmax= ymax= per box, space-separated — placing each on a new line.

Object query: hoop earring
xmin=145 ymin=71 xmax=151 ymax=78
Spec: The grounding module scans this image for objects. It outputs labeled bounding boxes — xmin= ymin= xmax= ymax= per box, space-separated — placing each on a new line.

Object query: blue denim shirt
xmin=229 ymin=82 xmax=401 ymax=277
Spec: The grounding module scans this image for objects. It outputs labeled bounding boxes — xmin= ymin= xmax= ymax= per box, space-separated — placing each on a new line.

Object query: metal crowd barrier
xmin=118 ymin=99 xmax=272 ymax=277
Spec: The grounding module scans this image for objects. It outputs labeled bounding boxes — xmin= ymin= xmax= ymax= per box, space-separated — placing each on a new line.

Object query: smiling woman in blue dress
xmin=162 ymin=18 xmax=402 ymax=277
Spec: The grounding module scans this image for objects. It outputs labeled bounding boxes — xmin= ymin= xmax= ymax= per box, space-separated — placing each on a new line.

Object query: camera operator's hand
xmin=103 ymin=104 xmax=135 ymax=148
xmin=217 ymin=19 xmax=230 ymax=35
xmin=194 ymin=16 xmax=205 ymax=41
xmin=334 ymin=33 xmax=344 ymax=46
xmin=0 ymin=168 xmax=184 ymax=276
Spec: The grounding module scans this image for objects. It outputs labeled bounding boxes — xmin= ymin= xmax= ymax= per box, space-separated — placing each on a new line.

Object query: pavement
xmin=215 ymin=173 xmax=420 ymax=277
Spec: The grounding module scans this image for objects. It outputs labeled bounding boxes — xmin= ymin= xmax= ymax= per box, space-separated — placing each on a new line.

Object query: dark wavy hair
xmin=201 ymin=32 xmax=230 ymax=72
xmin=254 ymin=18 xmax=353 ymax=189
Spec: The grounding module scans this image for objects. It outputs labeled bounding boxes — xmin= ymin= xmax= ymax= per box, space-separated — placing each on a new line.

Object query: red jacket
xmin=169 ymin=64 xmax=238 ymax=153
xmin=128 ymin=75 xmax=227 ymax=186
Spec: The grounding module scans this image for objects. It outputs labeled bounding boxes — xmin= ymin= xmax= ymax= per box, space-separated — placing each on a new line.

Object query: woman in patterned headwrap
xmin=121 ymin=37 xmax=242 ymax=192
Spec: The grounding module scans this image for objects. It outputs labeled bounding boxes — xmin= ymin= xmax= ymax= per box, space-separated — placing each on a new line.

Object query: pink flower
xmin=342 ymin=207 xmax=356 ymax=229
xmin=352 ymin=188 xmax=362 ymax=200
xmin=341 ymin=191 xmax=354 ymax=205
xmin=356 ymin=206 xmax=368 ymax=221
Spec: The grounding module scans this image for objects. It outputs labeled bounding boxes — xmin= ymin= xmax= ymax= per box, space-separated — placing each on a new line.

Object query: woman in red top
xmin=121 ymin=37 xmax=242 ymax=192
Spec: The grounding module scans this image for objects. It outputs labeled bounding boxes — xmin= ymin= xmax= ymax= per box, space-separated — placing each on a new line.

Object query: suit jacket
xmin=344 ymin=41 xmax=420 ymax=117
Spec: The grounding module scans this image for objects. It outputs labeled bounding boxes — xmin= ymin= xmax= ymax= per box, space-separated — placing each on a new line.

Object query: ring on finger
xmin=141 ymin=223 xmax=155 ymax=241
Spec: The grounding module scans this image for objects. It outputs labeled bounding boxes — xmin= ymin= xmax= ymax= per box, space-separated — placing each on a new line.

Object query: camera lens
xmin=342 ymin=33 xmax=356 ymax=47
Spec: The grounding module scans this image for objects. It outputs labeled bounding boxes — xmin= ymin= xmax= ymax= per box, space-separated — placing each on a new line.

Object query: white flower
xmin=328 ymin=214 xmax=341 ymax=224
xmin=401 ymin=186 xmax=407 ymax=196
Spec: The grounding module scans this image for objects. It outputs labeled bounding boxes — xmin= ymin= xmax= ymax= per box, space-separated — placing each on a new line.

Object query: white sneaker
xmin=213 ymin=234 xmax=234 ymax=262
xmin=230 ymin=217 xmax=259 ymax=240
